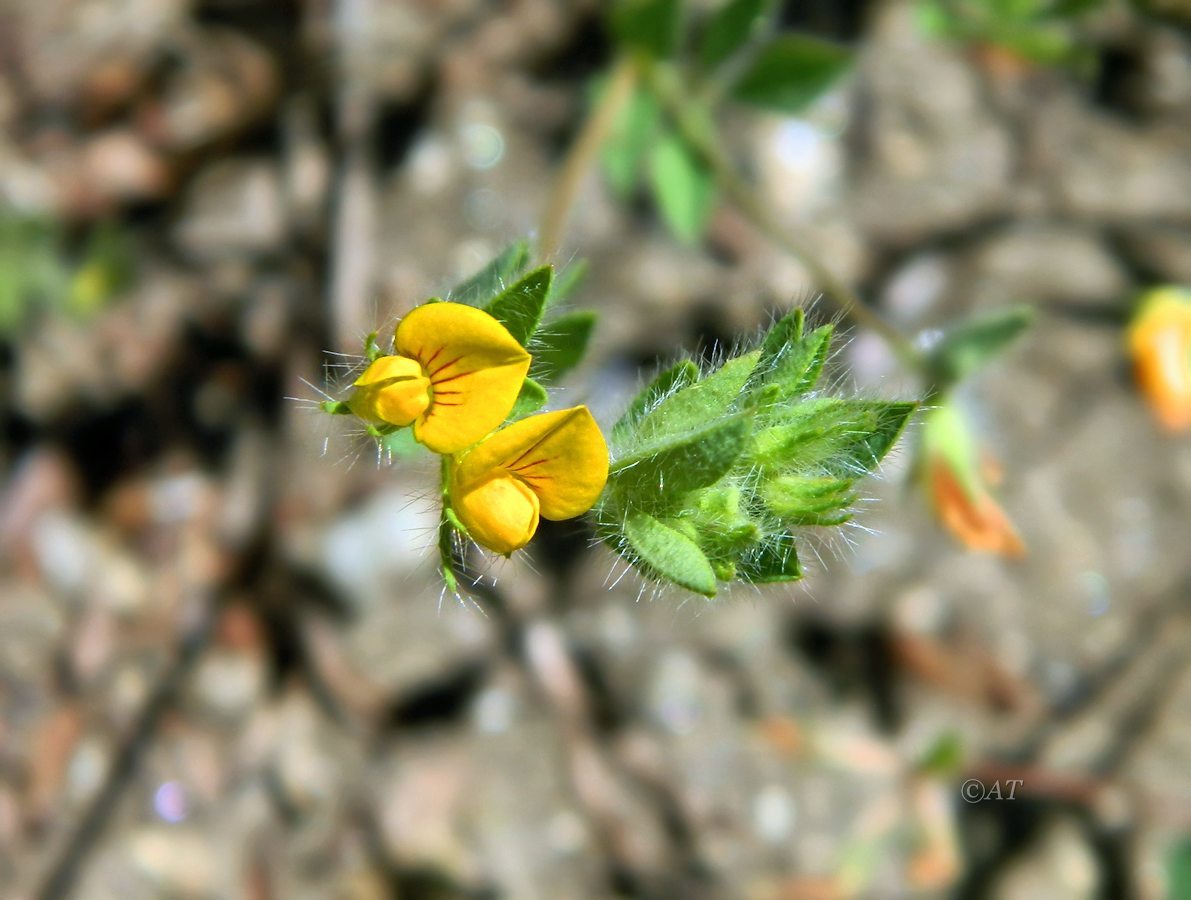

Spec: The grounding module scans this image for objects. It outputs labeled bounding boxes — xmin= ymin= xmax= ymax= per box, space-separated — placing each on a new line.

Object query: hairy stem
xmin=538 ymin=55 xmax=639 ymax=262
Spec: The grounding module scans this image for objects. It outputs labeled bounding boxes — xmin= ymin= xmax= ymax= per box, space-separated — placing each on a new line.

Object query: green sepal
xmin=631 ymin=352 xmax=759 ymax=444
xmin=530 ymin=311 xmax=597 ymax=384
xmin=925 ymin=305 xmax=1034 ymax=390
xmin=450 ymin=240 xmax=531 ymax=307
xmin=320 ymin=400 xmax=354 ymax=416
xmin=648 ymin=131 xmax=716 ymax=244
xmin=759 ymin=474 xmax=856 ymax=523
xmin=622 ymin=510 xmax=718 ymax=597
xmin=363 ymin=331 xmax=384 ymax=362
xmin=613 ymin=359 xmax=700 ymax=442
xmin=610 ymin=412 xmax=752 ymax=504
xmin=731 ymin=34 xmax=852 ymax=113
xmin=610 ymin=0 xmax=682 ymax=58
xmin=739 ymin=532 xmax=802 ymax=584
xmin=508 ymin=378 xmax=548 ymax=421
xmin=698 ymin=0 xmax=772 ymax=69
xmin=687 ymin=484 xmax=763 ymax=558
xmin=749 ymin=311 xmax=833 ymax=402
xmin=752 ymin=399 xmax=917 ymax=478
xmin=485 ymin=265 xmax=552 ymax=346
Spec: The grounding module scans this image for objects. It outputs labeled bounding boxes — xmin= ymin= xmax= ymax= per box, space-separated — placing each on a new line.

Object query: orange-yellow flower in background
xmin=922 ymin=404 xmax=1024 ymax=557
xmin=450 ymin=406 xmax=609 ymax=555
xmin=1128 ymin=287 xmax=1191 ymax=432
xmin=347 ymin=302 xmax=531 ymax=454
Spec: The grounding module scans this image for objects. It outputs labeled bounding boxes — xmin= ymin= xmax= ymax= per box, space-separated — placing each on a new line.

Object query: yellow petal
xmin=453 ymin=473 xmax=540 ymax=555
xmin=395 ymin=302 xmax=531 ymax=454
xmin=453 ymin=406 xmax=608 ymax=521
xmin=348 ymin=355 xmax=431 ymax=426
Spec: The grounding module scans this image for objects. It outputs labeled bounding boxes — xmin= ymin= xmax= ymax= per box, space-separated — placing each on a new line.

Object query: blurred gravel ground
xmin=2 ymin=1 xmax=1191 ymax=898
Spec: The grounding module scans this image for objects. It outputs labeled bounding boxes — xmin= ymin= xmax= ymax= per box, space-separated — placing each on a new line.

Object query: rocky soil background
xmin=2 ymin=0 xmax=1191 ymax=898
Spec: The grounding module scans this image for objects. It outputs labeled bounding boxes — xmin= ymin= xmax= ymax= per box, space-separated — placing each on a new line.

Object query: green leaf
xmin=622 ymin=510 xmax=719 ymax=596
xmin=632 ymin=352 xmax=759 ymax=444
xmin=699 ymin=0 xmax=770 ymax=68
xmin=613 ymin=359 xmax=700 ymax=442
xmin=739 ymin=531 xmax=802 ymax=583
xmin=484 ymin=265 xmax=553 ymax=346
xmin=546 ymin=259 xmax=588 ymax=308
xmin=648 ymin=132 xmax=716 ymax=244
xmin=1167 ymin=839 xmax=1191 ymax=900
xmin=508 ymin=378 xmax=548 ymax=420
xmin=611 ymin=412 xmax=752 ymax=503
xmin=917 ymin=732 xmax=964 ymax=776
xmin=927 ymin=305 xmax=1034 ymax=388
xmin=601 ymin=85 xmax=660 ymax=197
xmin=750 ymin=312 xmax=833 ymax=402
xmin=611 ymin=0 xmax=682 ymax=58
xmin=752 ymin=399 xmax=917 ymax=477
xmin=530 ymin=311 xmax=597 ymax=384
xmin=731 ymin=34 xmax=853 ymax=113
xmin=759 ymin=474 xmax=856 ymax=521
xmin=450 ymin=240 xmax=531 ymax=307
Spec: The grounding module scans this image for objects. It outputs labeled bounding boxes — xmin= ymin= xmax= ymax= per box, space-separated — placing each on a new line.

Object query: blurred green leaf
xmin=546 ymin=259 xmax=588 ymax=308
xmin=1167 ymin=838 xmax=1191 ymax=900
xmin=611 ymin=0 xmax=683 ymax=57
xmin=927 ymin=305 xmax=1034 ymax=388
xmin=508 ymin=377 xmax=549 ymax=420
xmin=731 ymin=34 xmax=853 ymax=113
xmin=484 ymin=265 xmax=552 ymax=345
xmin=601 ymin=85 xmax=660 ymax=197
xmin=623 ymin=509 xmax=718 ymax=596
xmin=918 ymin=732 xmax=965 ymax=775
xmin=648 ymin=132 xmax=716 ymax=244
xmin=531 ymin=311 xmax=597 ymax=384
xmin=699 ymin=0 xmax=771 ymax=68
xmin=451 ymin=240 xmax=531 ymax=307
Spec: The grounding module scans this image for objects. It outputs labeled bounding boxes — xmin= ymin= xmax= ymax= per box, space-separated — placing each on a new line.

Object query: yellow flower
xmin=450 ymin=406 xmax=609 ymax=555
xmin=348 ymin=302 xmax=531 ymax=454
xmin=922 ymin=404 xmax=1024 ymax=557
xmin=1128 ymin=287 xmax=1191 ymax=432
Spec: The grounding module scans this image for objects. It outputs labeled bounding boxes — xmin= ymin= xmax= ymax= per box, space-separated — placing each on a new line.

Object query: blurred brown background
xmin=2 ymin=0 xmax=1191 ymax=898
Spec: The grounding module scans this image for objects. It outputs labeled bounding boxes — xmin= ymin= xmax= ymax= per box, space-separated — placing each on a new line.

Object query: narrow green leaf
xmin=633 ymin=352 xmax=759 ymax=443
xmin=623 ymin=510 xmax=719 ymax=596
xmin=601 ymin=85 xmax=660 ymax=198
xmin=611 ymin=412 xmax=751 ymax=502
xmin=731 ymin=34 xmax=853 ymax=113
xmin=613 ymin=359 xmax=700 ymax=442
xmin=927 ymin=305 xmax=1034 ymax=388
xmin=530 ymin=311 xmax=597 ymax=384
xmin=450 ymin=240 xmax=531 ymax=307
xmin=508 ymin=378 xmax=548 ymax=421
xmin=485 ymin=265 xmax=553 ymax=346
xmin=610 ymin=0 xmax=682 ymax=57
xmin=699 ymin=0 xmax=770 ymax=68
xmin=648 ymin=132 xmax=716 ymax=244
xmin=752 ymin=399 xmax=917 ymax=477
xmin=739 ymin=532 xmax=802 ymax=583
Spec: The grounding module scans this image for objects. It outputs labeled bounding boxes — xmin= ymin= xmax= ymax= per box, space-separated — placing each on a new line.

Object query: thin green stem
xmin=648 ymin=64 xmax=924 ymax=370
xmin=538 ymin=55 xmax=639 ymax=262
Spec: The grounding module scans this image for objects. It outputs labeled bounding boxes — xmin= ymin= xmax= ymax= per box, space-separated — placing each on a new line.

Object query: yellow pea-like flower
xmin=1128 ymin=287 xmax=1191 ymax=432
xmin=450 ymin=406 xmax=609 ymax=555
xmin=348 ymin=302 xmax=531 ymax=454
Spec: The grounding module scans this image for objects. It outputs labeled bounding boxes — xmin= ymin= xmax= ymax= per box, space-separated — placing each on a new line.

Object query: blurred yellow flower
xmin=348 ymin=302 xmax=531 ymax=454
xmin=922 ymin=404 xmax=1024 ymax=557
xmin=1128 ymin=287 xmax=1191 ymax=432
xmin=450 ymin=406 xmax=609 ymax=555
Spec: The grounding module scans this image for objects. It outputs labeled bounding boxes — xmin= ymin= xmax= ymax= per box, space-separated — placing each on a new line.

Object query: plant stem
xmin=648 ymin=65 xmax=924 ymax=370
xmin=538 ymin=55 xmax=639 ymax=262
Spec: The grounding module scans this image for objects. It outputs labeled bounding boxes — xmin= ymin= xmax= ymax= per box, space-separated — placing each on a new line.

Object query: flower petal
xmin=929 ymin=462 xmax=1024 ymax=557
xmin=453 ymin=473 xmax=540 ymax=555
xmin=454 ymin=406 xmax=609 ymax=520
xmin=1129 ymin=292 xmax=1191 ymax=432
xmin=348 ymin=356 xmax=431 ymax=426
xmin=395 ymin=302 xmax=531 ymax=453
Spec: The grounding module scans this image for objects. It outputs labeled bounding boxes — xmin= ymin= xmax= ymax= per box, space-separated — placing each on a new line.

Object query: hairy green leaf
xmin=623 ymin=510 xmax=719 ymax=596
xmin=531 ymin=311 xmax=597 ymax=385
xmin=752 ymin=399 xmax=917 ymax=477
xmin=484 ymin=265 xmax=552 ymax=346
xmin=508 ymin=377 xmax=548 ymax=421
xmin=613 ymin=359 xmax=700 ymax=442
xmin=611 ymin=412 xmax=751 ymax=503
xmin=739 ymin=532 xmax=802 ymax=583
xmin=633 ymin=352 xmax=759 ymax=444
